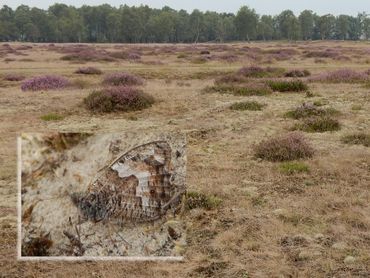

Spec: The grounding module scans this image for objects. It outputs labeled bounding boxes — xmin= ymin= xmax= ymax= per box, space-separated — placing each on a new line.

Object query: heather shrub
xmin=102 ymin=72 xmax=143 ymax=86
xmin=293 ymin=116 xmax=340 ymax=132
xmin=185 ymin=191 xmax=222 ymax=210
xmin=341 ymin=133 xmax=370 ymax=147
xmin=285 ymin=69 xmax=311 ymax=78
xmin=285 ymin=103 xmax=339 ymax=119
xmin=310 ymin=69 xmax=369 ymax=83
xmin=61 ymin=51 xmax=114 ymax=62
xmin=40 ymin=113 xmax=64 ymax=121
xmin=108 ymin=51 xmax=129 ymax=59
xmin=265 ymin=48 xmax=298 ymax=60
xmin=267 ymin=80 xmax=308 ymax=92
xmin=21 ymin=75 xmax=70 ymax=91
xmin=279 ymin=161 xmax=310 ymax=175
xmin=177 ymin=53 xmax=187 ymax=59
xmin=3 ymin=73 xmax=25 ymax=81
xmin=238 ymin=66 xmax=285 ymax=78
xmin=254 ymin=132 xmax=314 ymax=162
xmin=230 ymin=101 xmax=266 ymax=111
xmin=200 ymin=50 xmax=210 ymax=55
xmin=84 ymin=86 xmax=154 ymax=113
xmin=71 ymin=79 xmax=90 ymax=89
xmin=215 ymin=73 xmax=247 ymax=84
xmin=75 ymin=67 xmax=102 ymax=75
xmin=216 ymin=54 xmax=239 ymax=63
xmin=60 ymin=47 xmax=114 ymax=62
xmin=191 ymin=57 xmax=208 ymax=64
xmin=304 ymin=50 xmax=340 ymax=59
xmin=205 ymin=83 xmax=272 ymax=96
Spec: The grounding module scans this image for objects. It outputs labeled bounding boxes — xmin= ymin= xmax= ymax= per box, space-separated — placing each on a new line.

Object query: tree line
xmin=0 ymin=4 xmax=369 ymax=43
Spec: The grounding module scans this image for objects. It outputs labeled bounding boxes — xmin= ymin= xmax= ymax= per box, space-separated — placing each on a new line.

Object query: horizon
xmin=2 ymin=0 xmax=370 ymax=16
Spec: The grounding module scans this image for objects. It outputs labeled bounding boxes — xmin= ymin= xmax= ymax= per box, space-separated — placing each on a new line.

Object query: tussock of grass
xmin=293 ymin=116 xmax=340 ymax=133
xmin=267 ymin=80 xmax=308 ymax=92
xmin=185 ymin=191 xmax=222 ymax=210
xmin=279 ymin=162 xmax=310 ymax=175
xmin=341 ymin=133 xmax=370 ymax=147
xmin=40 ymin=113 xmax=64 ymax=121
xmin=230 ymin=101 xmax=266 ymax=111
xmin=254 ymin=132 xmax=314 ymax=162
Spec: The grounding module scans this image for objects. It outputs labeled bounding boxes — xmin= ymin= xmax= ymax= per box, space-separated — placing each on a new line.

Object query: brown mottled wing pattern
xmin=73 ymin=141 xmax=183 ymax=223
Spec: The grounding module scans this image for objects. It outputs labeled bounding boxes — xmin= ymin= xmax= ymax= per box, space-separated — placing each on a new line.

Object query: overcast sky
xmin=3 ymin=0 xmax=370 ymax=16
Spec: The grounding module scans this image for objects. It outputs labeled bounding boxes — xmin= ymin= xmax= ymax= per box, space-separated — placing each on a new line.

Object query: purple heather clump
xmin=102 ymin=72 xmax=143 ymax=86
xmin=310 ymin=69 xmax=368 ymax=83
xmin=21 ymin=75 xmax=70 ymax=91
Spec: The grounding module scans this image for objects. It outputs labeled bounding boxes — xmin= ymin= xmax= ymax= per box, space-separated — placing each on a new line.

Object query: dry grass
xmin=0 ymin=41 xmax=369 ymax=277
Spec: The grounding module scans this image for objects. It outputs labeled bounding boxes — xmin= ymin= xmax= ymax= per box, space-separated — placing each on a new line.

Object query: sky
xmin=2 ymin=0 xmax=370 ymax=16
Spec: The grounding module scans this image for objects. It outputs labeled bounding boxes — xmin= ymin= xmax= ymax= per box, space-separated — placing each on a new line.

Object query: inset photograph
xmin=19 ymin=132 xmax=186 ymax=259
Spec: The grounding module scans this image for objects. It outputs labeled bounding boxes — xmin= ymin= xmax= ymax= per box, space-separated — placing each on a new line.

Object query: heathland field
xmin=0 ymin=41 xmax=369 ymax=276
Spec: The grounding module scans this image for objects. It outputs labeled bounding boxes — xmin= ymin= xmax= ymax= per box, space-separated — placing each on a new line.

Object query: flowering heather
xmin=310 ymin=69 xmax=369 ymax=83
xmin=84 ymin=86 xmax=154 ymax=113
xmin=21 ymin=75 xmax=70 ymax=91
xmin=102 ymin=72 xmax=144 ymax=86
xmin=254 ymin=132 xmax=314 ymax=162
xmin=75 ymin=67 xmax=102 ymax=75
xmin=3 ymin=73 xmax=25 ymax=81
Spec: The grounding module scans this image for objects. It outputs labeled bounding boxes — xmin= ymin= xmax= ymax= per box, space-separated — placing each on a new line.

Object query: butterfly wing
xmin=75 ymin=141 xmax=183 ymax=223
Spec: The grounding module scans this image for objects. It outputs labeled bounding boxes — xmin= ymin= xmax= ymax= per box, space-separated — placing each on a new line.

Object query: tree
xmin=235 ymin=6 xmax=258 ymax=41
xmin=299 ymin=10 xmax=314 ymax=40
xmin=336 ymin=15 xmax=350 ymax=40
xmin=361 ymin=14 xmax=370 ymax=39
xmin=317 ymin=14 xmax=336 ymax=40
xmin=257 ymin=15 xmax=274 ymax=40
xmin=277 ymin=10 xmax=301 ymax=40
xmin=189 ymin=9 xmax=204 ymax=43
xmin=0 ymin=5 xmax=18 ymax=41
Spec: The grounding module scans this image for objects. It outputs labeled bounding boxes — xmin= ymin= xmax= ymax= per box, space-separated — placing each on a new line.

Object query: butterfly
xmin=71 ymin=140 xmax=186 ymax=224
